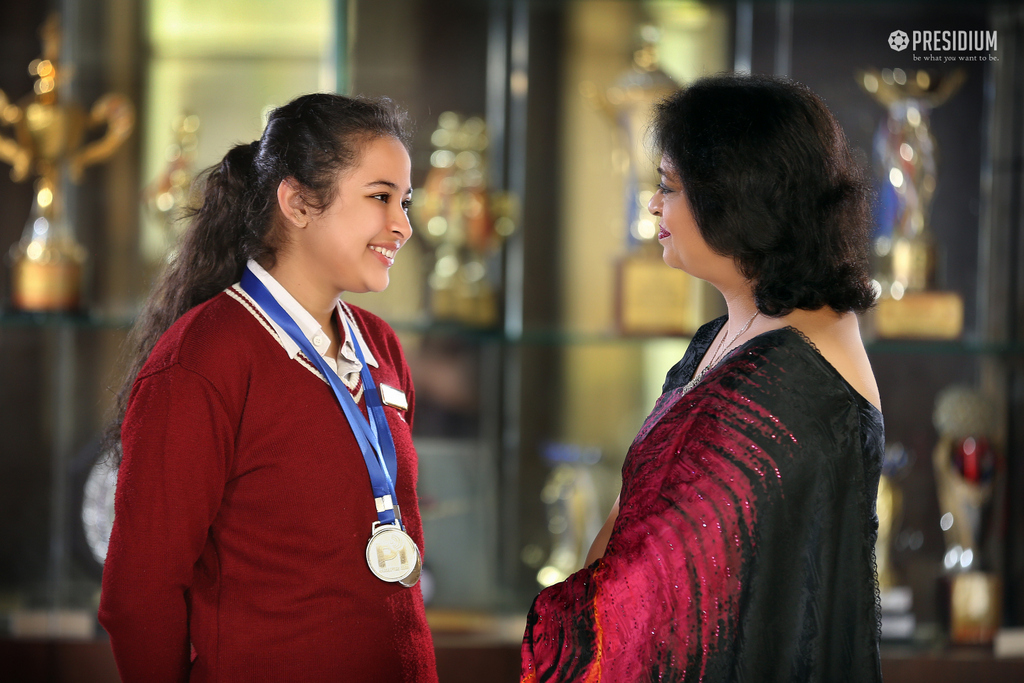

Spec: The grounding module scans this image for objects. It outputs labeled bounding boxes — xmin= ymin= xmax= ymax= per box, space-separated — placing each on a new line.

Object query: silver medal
xmin=365 ymin=522 xmax=421 ymax=587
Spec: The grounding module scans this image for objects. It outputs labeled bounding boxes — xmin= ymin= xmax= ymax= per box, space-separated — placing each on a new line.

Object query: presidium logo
xmin=889 ymin=31 xmax=910 ymax=52
xmin=889 ymin=29 xmax=999 ymax=62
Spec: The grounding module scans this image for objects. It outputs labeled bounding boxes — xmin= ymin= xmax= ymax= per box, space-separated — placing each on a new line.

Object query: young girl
xmin=99 ymin=94 xmax=438 ymax=683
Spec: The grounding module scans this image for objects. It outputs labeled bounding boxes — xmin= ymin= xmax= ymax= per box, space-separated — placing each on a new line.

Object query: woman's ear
xmin=277 ymin=178 xmax=309 ymax=229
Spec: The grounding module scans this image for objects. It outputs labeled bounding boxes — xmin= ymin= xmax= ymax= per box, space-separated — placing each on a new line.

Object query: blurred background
xmin=1 ymin=0 xmax=1022 ymax=681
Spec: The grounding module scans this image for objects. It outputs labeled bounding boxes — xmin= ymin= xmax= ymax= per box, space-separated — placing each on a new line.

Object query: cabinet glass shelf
xmin=3 ymin=312 xmax=1022 ymax=357
xmin=0 ymin=311 xmax=134 ymax=330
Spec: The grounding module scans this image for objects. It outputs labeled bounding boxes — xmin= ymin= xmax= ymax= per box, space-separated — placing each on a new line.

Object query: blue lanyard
xmin=240 ymin=267 xmax=402 ymax=528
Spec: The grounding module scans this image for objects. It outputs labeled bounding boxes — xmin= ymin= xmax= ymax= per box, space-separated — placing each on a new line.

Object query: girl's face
xmin=299 ymin=136 xmax=413 ymax=294
xmin=648 ymin=157 xmax=721 ymax=280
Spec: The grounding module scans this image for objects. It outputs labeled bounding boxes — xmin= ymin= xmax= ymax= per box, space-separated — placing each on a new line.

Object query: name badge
xmin=380 ymin=384 xmax=408 ymax=411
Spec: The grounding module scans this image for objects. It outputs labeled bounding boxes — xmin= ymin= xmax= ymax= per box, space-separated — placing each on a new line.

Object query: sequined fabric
xmin=521 ymin=318 xmax=883 ymax=682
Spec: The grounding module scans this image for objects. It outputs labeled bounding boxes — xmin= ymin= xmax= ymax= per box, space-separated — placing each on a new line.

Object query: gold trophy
xmin=534 ymin=443 xmax=602 ymax=588
xmin=932 ymin=385 xmax=1003 ymax=644
xmin=0 ymin=13 xmax=134 ymax=311
xmin=411 ymin=112 xmax=516 ymax=328
xmin=583 ymin=28 xmax=704 ymax=335
xmin=142 ymin=113 xmax=201 ymax=263
xmin=858 ymin=68 xmax=964 ymax=339
xmin=876 ymin=443 xmax=916 ymax=639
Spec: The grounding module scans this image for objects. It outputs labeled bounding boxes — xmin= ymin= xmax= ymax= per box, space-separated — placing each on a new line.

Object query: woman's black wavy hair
xmin=652 ymin=73 xmax=876 ymax=316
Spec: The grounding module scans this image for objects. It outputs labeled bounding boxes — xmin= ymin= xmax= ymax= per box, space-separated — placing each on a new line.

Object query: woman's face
xmin=299 ymin=136 xmax=413 ymax=294
xmin=648 ymin=157 xmax=719 ymax=279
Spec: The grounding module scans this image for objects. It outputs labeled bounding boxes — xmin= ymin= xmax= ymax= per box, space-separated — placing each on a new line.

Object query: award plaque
xmin=874 ymin=291 xmax=964 ymax=340
xmin=617 ymin=251 xmax=702 ymax=335
xmin=951 ymin=572 xmax=1002 ymax=644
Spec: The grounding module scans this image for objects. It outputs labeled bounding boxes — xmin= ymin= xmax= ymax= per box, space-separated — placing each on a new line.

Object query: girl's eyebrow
xmin=363 ymin=180 xmax=413 ymax=196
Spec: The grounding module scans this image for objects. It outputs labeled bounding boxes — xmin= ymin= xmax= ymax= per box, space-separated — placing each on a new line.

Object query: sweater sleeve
xmin=98 ymin=363 xmax=234 ymax=683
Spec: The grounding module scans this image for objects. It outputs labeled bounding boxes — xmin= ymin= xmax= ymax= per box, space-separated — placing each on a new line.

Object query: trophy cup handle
xmin=0 ymin=89 xmax=32 ymax=182
xmin=67 ymin=93 xmax=134 ymax=182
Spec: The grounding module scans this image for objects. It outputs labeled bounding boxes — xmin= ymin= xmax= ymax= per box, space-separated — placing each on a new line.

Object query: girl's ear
xmin=277 ymin=178 xmax=309 ymax=228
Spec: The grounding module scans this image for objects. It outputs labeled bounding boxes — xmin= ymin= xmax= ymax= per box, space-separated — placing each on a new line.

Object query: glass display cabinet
xmin=1 ymin=2 xmax=1023 ymax=682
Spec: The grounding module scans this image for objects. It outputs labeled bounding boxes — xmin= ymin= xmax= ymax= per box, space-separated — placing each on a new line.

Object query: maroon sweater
xmin=99 ymin=287 xmax=438 ymax=683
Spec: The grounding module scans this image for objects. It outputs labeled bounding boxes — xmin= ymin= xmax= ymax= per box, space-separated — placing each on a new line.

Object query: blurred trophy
xmin=876 ymin=442 xmax=916 ymax=639
xmin=0 ymin=13 xmax=134 ymax=311
xmin=142 ymin=113 xmax=200 ymax=263
xmin=858 ymin=67 xmax=963 ymax=339
xmin=932 ymin=385 xmax=1004 ymax=644
xmin=582 ymin=26 xmax=704 ymax=335
xmin=411 ymin=112 xmax=517 ymax=328
xmin=534 ymin=443 xmax=603 ymax=588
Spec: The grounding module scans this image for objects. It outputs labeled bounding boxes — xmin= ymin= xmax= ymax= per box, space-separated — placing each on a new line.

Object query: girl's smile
xmin=369 ymin=242 xmax=399 ymax=266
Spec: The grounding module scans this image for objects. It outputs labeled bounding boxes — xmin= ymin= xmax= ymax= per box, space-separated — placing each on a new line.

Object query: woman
xmin=522 ymin=74 xmax=883 ymax=682
xmin=99 ymin=94 xmax=438 ymax=682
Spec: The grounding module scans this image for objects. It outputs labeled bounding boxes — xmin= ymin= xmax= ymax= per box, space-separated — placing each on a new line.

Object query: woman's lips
xmin=658 ymin=226 xmax=670 ymax=240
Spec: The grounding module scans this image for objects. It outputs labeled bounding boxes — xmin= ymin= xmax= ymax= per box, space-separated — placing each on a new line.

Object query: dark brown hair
xmin=652 ymin=74 xmax=876 ymax=316
xmin=104 ymin=93 xmax=410 ymax=460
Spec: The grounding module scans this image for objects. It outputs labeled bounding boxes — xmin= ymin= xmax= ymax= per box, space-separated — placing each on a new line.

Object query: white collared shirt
xmin=245 ymin=260 xmax=378 ymax=391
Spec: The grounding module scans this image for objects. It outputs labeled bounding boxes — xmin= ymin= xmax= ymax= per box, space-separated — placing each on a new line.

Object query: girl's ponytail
xmin=103 ymin=142 xmax=257 ymax=459
xmin=159 ymin=141 xmax=257 ymax=323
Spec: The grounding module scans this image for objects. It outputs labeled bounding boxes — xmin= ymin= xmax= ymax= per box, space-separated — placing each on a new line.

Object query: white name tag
xmin=379 ymin=383 xmax=408 ymax=411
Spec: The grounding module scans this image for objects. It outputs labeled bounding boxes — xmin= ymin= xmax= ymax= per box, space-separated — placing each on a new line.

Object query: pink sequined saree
xmin=522 ymin=318 xmax=883 ymax=683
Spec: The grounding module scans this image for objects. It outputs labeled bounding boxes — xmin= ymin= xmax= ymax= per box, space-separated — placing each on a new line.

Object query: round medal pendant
xmin=366 ymin=523 xmax=421 ymax=586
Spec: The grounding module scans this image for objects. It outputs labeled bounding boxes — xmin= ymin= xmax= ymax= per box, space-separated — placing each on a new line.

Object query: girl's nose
xmin=391 ymin=208 xmax=412 ymax=241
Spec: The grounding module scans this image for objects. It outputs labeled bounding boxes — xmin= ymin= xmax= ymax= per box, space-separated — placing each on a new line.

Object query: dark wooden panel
xmin=0 ymin=639 xmax=119 ymax=683
xmin=882 ymin=649 xmax=1024 ymax=683
xmin=4 ymin=639 xmax=1024 ymax=683
xmin=435 ymin=643 xmax=521 ymax=683
xmin=0 ymin=638 xmax=525 ymax=683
